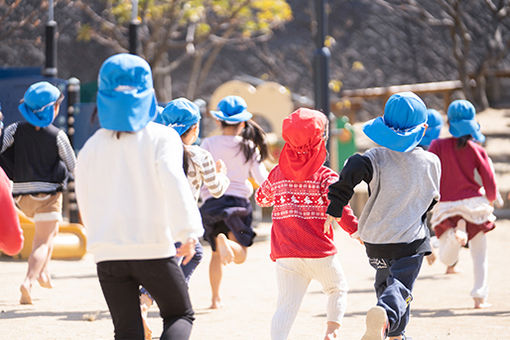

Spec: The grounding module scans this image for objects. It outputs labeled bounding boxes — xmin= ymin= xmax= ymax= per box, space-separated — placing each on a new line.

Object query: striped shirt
xmin=186 ymin=144 xmax=229 ymax=202
xmin=1 ymin=122 xmax=76 ymax=194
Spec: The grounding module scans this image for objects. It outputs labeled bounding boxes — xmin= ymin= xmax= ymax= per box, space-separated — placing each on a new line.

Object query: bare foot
xmin=37 ymin=271 xmax=53 ymax=289
xmin=19 ymin=284 xmax=32 ymax=304
xmin=210 ymin=297 xmax=223 ymax=309
xmin=474 ymin=297 xmax=492 ymax=309
xmin=426 ymin=251 xmax=436 ymax=265
xmin=445 ymin=264 xmax=459 ymax=274
xmin=216 ymin=234 xmax=234 ymax=265
xmin=324 ymin=321 xmax=340 ymax=340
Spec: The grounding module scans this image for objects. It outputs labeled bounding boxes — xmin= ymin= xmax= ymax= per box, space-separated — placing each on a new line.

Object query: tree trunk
xmin=154 ymin=72 xmax=173 ymax=103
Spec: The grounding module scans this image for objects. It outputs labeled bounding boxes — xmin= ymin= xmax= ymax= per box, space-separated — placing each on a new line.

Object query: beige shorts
xmin=15 ymin=192 xmax=63 ymax=222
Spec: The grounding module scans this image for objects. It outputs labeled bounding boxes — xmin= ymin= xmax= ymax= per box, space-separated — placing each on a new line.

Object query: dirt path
xmin=1 ymin=221 xmax=509 ymax=340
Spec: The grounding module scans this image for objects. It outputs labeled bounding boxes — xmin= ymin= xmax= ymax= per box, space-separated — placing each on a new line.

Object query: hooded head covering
xmin=447 ymin=99 xmax=485 ymax=143
xmin=157 ymin=98 xmax=201 ymax=135
xmin=363 ymin=92 xmax=427 ymax=152
xmin=420 ymin=109 xmax=443 ymax=147
xmin=210 ymin=95 xmax=252 ymax=124
xmin=96 ymin=53 xmax=157 ymax=132
xmin=279 ymin=108 xmax=328 ymax=181
xmin=18 ymin=81 xmax=61 ymax=127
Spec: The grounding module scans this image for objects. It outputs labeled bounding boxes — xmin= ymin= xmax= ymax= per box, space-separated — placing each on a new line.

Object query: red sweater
xmin=255 ymin=165 xmax=358 ymax=261
xmin=429 ymin=138 xmax=497 ymax=202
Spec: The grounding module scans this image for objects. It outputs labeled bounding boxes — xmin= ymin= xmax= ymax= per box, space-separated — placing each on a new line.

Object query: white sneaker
xmin=361 ymin=306 xmax=388 ymax=340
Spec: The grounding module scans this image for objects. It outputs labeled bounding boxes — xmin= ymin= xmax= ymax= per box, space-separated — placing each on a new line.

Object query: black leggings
xmin=97 ymin=256 xmax=194 ymax=340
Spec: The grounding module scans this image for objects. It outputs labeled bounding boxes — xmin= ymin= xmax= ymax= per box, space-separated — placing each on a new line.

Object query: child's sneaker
xmin=361 ymin=306 xmax=388 ymax=340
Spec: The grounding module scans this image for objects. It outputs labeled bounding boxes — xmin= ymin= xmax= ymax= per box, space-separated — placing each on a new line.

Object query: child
xmin=429 ymin=99 xmax=496 ymax=309
xmin=139 ymin=97 xmax=230 ymax=339
xmin=0 ymin=81 xmax=76 ymax=304
xmin=0 ymin=165 xmax=24 ymax=256
xmin=255 ymin=108 xmax=359 ymax=340
xmin=325 ymin=92 xmax=441 ymax=340
xmin=199 ymin=95 xmax=269 ymax=309
xmin=75 ymin=53 xmax=202 ymax=340
xmin=418 ymin=108 xmax=444 ymax=266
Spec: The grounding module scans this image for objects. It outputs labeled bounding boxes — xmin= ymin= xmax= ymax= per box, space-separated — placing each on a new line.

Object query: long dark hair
xmin=456 ymin=135 xmax=472 ymax=148
xmin=222 ymin=120 xmax=269 ymax=163
xmin=180 ymin=127 xmax=196 ymax=176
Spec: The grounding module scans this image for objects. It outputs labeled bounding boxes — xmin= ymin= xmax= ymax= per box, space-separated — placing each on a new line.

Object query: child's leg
xmin=438 ymin=228 xmax=462 ymax=272
xmin=226 ymin=231 xmax=247 ymax=264
xmin=369 ymin=254 xmax=423 ymax=338
xmin=469 ymin=231 xmax=490 ymax=308
xmin=97 ymin=261 xmax=145 ymax=339
xmin=20 ymin=219 xmax=59 ymax=304
xmin=312 ymin=255 xmax=348 ymax=340
xmin=209 ymin=246 xmax=223 ymax=309
xmin=271 ymin=258 xmax=310 ymax=340
xmin=139 ymin=290 xmax=154 ymax=340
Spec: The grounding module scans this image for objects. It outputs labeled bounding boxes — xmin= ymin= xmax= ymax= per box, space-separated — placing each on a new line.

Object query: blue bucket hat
xmin=18 ymin=81 xmax=61 ymax=127
xmin=363 ymin=92 xmax=428 ymax=152
xmin=210 ymin=95 xmax=252 ymax=124
xmin=447 ymin=100 xmax=485 ymax=143
xmin=97 ymin=53 xmax=157 ymax=132
xmin=420 ymin=109 xmax=444 ymax=147
xmin=157 ymin=98 xmax=201 ymax=135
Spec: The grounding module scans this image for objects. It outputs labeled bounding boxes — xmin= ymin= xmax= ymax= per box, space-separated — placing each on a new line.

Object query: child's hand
xmin=216 ymin=159 xmax=227 ymax=175
xmin=176 ymin=238 xmax=197 ymax=265
xmin=324 ymin=215 xmax=335 ymax=234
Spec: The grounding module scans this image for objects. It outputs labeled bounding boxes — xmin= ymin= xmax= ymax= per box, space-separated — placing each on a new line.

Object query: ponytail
xmin=456 ymin=135 xmax=472 ymax=148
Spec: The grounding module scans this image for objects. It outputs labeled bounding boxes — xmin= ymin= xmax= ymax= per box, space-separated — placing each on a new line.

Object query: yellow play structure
xmin=13 ymin=212 xmax=87 ymax=260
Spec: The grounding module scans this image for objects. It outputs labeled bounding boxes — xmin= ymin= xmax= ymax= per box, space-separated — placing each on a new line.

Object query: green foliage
xmin=77 ymin=24 xmax=92 ymax=42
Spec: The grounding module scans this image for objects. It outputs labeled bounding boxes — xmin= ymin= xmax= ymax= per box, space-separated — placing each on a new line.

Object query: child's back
xmin=357 ymin=147 xmax=440 ymax=254
xmin=256 ymin=108 xmax=358 ymax=340
xmin=257 ymin=165 xmax=357 ymax=261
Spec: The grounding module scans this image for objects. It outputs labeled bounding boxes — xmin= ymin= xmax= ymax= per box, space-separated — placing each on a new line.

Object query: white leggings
xmin=438 ymin=229 xmax=488 ymax=299
xmin=271 ymin=255 xmax=348 ymax=340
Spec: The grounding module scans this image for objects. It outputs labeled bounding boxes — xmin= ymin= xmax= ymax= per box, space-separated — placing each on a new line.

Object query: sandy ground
xmin=1 ymin=221 xmax=510 ymax=340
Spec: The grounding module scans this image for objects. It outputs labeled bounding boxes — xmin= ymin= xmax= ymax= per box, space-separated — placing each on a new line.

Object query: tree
xmin=373 ymin=0 xmax=510 ymax=109
xmin=73 ymin=0 xmax=292 ymax=101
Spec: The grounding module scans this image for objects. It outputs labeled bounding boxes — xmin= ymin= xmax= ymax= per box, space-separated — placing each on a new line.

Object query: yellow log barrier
xmin=14 ymin=213 xmax=87 ymax=260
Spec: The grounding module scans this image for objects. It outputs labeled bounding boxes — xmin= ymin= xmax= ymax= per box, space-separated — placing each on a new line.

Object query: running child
xmin=429 ymin=99 xmax=496 ymax=309
xmin=200 ymin=95 xmax=269 ymax=309
xmin=418 ymin=108 xmax=444 ymax=266
xmin=1 ymin=81 xmax=75 ymax=304
xmin=325 ymin=92 xmax=441 ymax=340
xmin=139 ymin=97 xmax=230 ymax=339
xmin=255 ymin=108 xmax=359 ymax=340
xmin=75 ymin=53 xmax=202 ymax=340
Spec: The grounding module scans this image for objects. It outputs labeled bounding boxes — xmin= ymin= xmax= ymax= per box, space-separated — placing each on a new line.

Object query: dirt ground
xmin=1 ymin=220 xmax=509 ymax=340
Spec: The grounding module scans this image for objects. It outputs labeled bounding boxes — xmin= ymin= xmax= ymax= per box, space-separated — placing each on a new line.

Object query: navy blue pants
xmin=369 ymin=254 xmax=424 ymax=337
xmin=97 ymin=257 xmax=194 ymax=340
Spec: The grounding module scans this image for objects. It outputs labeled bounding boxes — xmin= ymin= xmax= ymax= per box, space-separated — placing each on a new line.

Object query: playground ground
xmin=0 ymin=220 xmax=509 ymax=340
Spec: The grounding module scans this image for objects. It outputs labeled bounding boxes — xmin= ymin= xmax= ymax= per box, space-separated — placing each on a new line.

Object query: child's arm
xmin=336 ymin=204 xmax=358 ymax=235
xmin=200 ymin=150 xmax=230 ymax=198
xmin=0 ymin=123 xmax=18 ymax=154
xmin=326 ymin=154 xmax=373 ymax=218
xmin=57 ymin=131 xmax=76 ymax=174
xmin=255 ymin=174 xmax=274 ymax=207
xmin=474 ymin=147 xmax=497 ymax=202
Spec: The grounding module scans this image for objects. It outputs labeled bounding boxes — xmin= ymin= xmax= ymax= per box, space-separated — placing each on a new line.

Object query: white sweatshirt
xmin=75 ymin=122 xmax=203 ymax=263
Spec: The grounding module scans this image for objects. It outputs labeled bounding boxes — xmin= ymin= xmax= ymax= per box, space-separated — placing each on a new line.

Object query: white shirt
xmin=75 ymin=122 xmax=203 ymax=263
xmin=200 ymin=135 xmax=268 ymax=201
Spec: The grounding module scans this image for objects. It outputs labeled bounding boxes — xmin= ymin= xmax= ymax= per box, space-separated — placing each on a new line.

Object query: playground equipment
xmin=13 ymin=213 xmax=87 ymax=260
